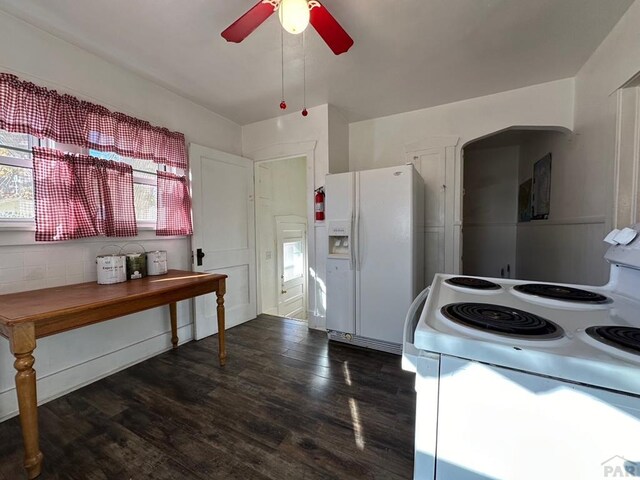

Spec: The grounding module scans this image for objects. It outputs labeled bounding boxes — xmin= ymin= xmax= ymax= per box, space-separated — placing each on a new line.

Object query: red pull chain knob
xmin=280 ymin=101 xmax=287 ymax=110
xmin=302 ymin=108 xmax=308 ymax=117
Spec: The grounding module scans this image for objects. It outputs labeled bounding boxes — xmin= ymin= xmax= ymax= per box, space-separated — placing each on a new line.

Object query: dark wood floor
xmin=0 ymin=315 xmax=416 ymax=479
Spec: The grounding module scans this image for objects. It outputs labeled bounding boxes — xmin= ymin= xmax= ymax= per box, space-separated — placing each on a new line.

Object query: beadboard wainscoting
xmin=516 ymin=217 xmax=609 ymax=285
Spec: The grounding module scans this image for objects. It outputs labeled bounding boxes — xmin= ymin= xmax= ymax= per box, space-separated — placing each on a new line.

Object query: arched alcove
xmin=461 ymin=126 xmax=574 ymax=280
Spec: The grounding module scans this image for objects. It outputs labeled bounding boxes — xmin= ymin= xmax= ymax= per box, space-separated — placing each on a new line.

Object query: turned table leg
xmin=169 ymin=302 xmax=178 ymax=349
xmin=216 ymin=278 xmax=227 ymax=366
xmin=9 ymin=323 xmax=43 ymax=479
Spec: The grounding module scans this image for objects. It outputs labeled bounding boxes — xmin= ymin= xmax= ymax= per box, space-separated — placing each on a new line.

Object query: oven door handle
xmin=402 ymin=286 xmax=430 ymax=373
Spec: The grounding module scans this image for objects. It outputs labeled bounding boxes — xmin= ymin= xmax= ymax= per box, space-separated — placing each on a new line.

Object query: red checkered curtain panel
xmin=32 ymin=147 xmax=138 ymax=241
xmin=156 ymin=171 xmax=193 ymax=236
xmin=0 ymin=73 xmax=188 ymax=169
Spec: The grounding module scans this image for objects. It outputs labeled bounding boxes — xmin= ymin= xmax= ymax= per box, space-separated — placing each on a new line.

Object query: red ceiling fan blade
xmin=221 ymin=1 xmax=279 ymax=43
xmin=309 ymin=1 xmax=354 ymax=55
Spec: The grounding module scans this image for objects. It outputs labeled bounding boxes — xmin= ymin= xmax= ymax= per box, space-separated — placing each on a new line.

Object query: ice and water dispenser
xmin=326 ymin=219 xmax=356 ymax=335
xmin=328 ymin=221 xmax=351 ymax=258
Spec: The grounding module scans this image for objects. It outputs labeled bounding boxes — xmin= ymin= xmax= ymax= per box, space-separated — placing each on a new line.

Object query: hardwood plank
xmin=0 ymin=315 xmax=415 ymax=479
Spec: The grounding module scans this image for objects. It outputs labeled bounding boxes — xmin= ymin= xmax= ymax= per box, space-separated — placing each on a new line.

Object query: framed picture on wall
xmin=532 ymin=153 xmax=552 ymax=220
xmin=518 ymin=178 xmax=532 ymax=222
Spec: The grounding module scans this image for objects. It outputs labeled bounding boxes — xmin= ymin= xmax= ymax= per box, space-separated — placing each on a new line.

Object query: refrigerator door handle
xmin=354 ymin=210 xmax=360 ymax=271
xmin=349 ymin=213 xmax=355 ymax=270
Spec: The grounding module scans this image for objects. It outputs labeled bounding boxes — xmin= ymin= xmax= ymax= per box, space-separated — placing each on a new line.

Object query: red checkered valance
xmin=156 ymin=171 xmax=193 ymax=236
xmin=0 ymin=73 xmax=188 ymax=169
xmin=33 ymin=147 xmax=138 ymax=241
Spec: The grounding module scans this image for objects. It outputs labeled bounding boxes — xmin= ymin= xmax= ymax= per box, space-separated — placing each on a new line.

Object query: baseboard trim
xmin=0 ymin=323 xmax=194 ymax=422
xmin=327 ymin=330 xmax=401 ymax=355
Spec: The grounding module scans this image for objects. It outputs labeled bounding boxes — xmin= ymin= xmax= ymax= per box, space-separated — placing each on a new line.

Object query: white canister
xmin=96 ymin=254 xmax=127 ymax=284
xmin=146 ymin=250 xmax=168 ymax=276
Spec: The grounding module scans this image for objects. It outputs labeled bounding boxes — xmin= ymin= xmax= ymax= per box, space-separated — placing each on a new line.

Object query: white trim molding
xmin=246 ymin=141 xmax=325 ymax=329
xmin=613 ymin=86 xmax=640 ymax=228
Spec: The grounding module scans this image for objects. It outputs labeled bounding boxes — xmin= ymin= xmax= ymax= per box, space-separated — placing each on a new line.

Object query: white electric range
xmin=402 ymin=225 xmax=640 ymax=480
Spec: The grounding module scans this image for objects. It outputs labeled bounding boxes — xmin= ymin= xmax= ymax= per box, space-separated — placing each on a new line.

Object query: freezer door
xmin=325 ymin=172 xmax=356 ymax=334
xmin=326 ymin=257 xmax=356 ymax=334
xmin=357 ymin=165 xmax=416 ymax=344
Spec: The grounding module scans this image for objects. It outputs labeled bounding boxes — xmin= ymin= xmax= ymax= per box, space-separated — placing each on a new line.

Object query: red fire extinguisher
xmin=315 ymin=186 xmax=325 ymax=221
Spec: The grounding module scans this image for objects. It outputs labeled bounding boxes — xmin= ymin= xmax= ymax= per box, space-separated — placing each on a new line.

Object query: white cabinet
xmin=405 ymin=136 xmax=460 ymax=282
xmin=413 ymin=150 xmax=446 ymax=227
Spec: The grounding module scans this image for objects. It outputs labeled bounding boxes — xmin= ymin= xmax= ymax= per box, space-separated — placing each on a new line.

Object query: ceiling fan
xmin=221 ymin=0 xmax=354 ymax=55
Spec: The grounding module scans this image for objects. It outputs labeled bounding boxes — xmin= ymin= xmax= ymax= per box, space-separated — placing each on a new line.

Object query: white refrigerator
xmin=325 ymin=164 xmax=424 ymax=354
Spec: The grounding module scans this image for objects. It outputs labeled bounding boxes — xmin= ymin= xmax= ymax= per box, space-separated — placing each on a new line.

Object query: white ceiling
xmin=0 ymin=0 xmax=634 ymax=125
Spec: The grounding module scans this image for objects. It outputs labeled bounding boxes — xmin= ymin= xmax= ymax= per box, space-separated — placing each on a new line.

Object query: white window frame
xmin=0 ymin=133 xmax=42 ymax=228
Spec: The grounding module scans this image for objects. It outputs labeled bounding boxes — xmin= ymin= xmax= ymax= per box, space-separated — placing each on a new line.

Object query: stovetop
xmin=414 ymin=273 xmax=640 ymax=396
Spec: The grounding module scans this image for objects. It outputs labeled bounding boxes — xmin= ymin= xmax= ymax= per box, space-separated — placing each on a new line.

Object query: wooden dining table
xmin=0 ymin=269 xmax=227 ymax=479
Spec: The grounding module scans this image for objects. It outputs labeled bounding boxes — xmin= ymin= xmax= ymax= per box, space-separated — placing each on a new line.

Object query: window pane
xmin=0 ymin=131 xmax=31 ymax=159
xmin=89 ymin=150 xmax=159 ymax=175
xmin=0 ymin=165 xmax=34 ymax=218
xmin=134 ymin=184 xmax=157 ymax=222
xmin=283 ymin=240 xmax=304 ymax=282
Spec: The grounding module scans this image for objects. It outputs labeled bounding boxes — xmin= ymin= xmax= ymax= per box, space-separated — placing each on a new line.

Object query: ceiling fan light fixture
xmin=278 ymin=0 xmax=310 ymax=35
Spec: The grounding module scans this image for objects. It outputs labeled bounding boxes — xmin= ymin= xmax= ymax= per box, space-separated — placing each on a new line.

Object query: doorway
xmin=255 ymin=156 xmax=308 ymax=321
xmin=462 ymin=127 xmax=572 ymax=282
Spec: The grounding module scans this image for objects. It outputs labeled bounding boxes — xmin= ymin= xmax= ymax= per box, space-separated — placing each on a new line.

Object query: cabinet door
xmin=412 ymin=150 xmax=446 ymax=227
xmin=407 ymin=137 xmax=460 ymax=275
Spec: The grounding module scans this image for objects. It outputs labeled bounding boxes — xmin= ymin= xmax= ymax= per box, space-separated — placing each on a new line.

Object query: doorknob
xmin=281 ymin=289 xmax=287 ymax=294
xmin=196 ymin=248 xmax=205 ymax=266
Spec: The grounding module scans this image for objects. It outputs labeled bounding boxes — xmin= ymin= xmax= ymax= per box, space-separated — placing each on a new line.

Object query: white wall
xmin=256 ymin=157 xmax=306 ymax=315
xmin=243 ymin=104 xmax=349 ymax=330
xmin=463 ymin=146 xmax=519 ymax=278
xmin=328 ymin=105 xmax=350 ymax=174
xmin=514 ymin=131 xmax=608 ymax=284
xmin=516 ymin=1 xmax=640 ymax=285
xmin=350 ymin=78 xmax=574 ymax=281
xmin=350 ymin=79 xmax=574 ymax=172
xmin=0 ymin=11 xmax=242 ymax=420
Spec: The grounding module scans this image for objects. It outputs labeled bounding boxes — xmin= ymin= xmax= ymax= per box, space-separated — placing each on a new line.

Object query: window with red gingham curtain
xmin=0 ymin=73 xmax=188 ymax=169
xmin=32 ymin=147 xmax=138 ymax=241
xmin=156 ymin=171 xmax=193 ymax=236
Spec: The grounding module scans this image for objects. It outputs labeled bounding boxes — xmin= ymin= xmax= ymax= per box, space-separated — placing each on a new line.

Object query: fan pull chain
xmin=280 ymin=27 xmax=287 ymax=110
xmin=302 ymin=30 xmax=308 ymax=117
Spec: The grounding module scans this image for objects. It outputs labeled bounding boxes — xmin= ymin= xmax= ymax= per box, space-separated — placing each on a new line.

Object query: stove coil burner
xmin=441 ymin=303 xmax=563 ymax=339
xmin=586 ymin=326 xmax=640 ymax=355
xmin=514 ymin=284 xmax=609 ymax=304
xmin=445 ymin=277 xmax=501 ymax=290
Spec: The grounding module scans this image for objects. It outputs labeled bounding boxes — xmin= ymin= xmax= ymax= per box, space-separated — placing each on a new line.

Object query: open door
xmin=190 ymin=143 xmax=257 ymax=339
xmin=276 ymin=216 xmax=307 ymax=319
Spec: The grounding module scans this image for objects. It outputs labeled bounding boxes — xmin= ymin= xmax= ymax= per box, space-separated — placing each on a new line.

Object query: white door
xmin=276 ymin=216 xmax=307 ymax=319
xmin=190 ymin=143 xmax=257 ymax=339
xmin=410 ymin=148 xmax=446 ymax=283
xmin=406 ymin=136 xmax=461 ymax=277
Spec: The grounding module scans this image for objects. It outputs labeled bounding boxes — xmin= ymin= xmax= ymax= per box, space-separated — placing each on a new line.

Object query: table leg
xmin=169 ymin=302 xmax=178 ymax=349
xmin=216 ymin=278 xmax=227 ymax=366
xmin=9 ymin=323 xmax=43 ymax=479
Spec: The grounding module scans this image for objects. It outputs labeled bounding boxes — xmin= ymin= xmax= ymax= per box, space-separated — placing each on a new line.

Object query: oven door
xmin=402 ymin=286 xmax=430 ymax=373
